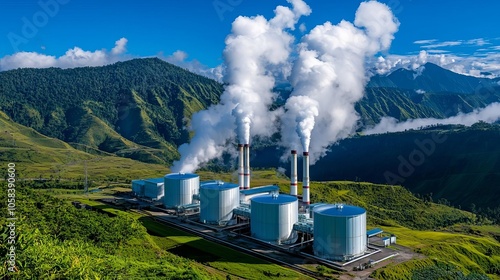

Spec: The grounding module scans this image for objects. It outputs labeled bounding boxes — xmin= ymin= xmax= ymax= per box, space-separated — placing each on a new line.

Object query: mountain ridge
xmin=368 ymin=62 xmax=500 ymax=94
xmin=0 ymin=58 xmax=223 ymax=163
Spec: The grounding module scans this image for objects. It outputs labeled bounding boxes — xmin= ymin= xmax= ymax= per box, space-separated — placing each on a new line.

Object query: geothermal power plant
xmin=130 ymin=144 xmax=391 ymax=265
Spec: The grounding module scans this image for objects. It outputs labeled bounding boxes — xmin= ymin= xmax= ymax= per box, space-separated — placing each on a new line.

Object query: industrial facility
xmin=129 ymin=145 xmax=392 ymax=266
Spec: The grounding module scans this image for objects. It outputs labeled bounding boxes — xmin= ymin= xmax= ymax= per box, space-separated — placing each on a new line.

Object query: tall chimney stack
xmin=303 ymin=151 xmax=310 ymax=206
xmin=244 ymin=144 xmax=250 ymax=189
xmin=290 ymin=150 xmax=298 ymax=196
xmin=238 ymin=144 xmax=244 ymax=190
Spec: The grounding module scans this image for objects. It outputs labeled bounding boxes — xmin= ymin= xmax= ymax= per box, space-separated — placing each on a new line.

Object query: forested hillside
xmin=0 ymin=58 xmax=223 ymax=163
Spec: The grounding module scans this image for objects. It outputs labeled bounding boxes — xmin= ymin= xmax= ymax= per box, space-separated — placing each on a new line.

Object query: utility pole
xmin=84 ymin=160 xmax=88 ymax=195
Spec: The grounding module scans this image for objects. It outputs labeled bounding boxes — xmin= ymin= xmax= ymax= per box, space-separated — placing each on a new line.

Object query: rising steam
xmin=172 ymin=0 xmax=311 ymax=173
xmin=281 ymin=1 xmax=399 ymax=163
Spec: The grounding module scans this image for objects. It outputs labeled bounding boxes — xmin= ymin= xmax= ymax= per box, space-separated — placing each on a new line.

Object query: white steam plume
xmin=281 ymin=1 xmax=399 ymax=162
xmin=363 ymin=102 xmax=500 ymax=135
xmin=172 ymin=0 xmax=311 ymax=173
xmin=284 ymin=95 xmax=319 ymax=152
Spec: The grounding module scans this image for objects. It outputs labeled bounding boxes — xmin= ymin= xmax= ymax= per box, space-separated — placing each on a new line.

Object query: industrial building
xmin=131 ymin=179 xmax=145 ymax=197
xmin=131 ymin=146 xmax=373 ymax=263
xmin=132 ymin=178 xmax=164 ymax=201
xmin=144 ymin=178 xmax=165 ymax=201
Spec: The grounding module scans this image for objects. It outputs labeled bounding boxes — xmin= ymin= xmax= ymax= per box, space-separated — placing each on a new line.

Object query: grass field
xmin=140 ymin=218 xmax=312 ymax=280
xmin=373 ymin=225 xmax=500 ymax=279
xmin=52 ymin=188 xmax=313 ymax=280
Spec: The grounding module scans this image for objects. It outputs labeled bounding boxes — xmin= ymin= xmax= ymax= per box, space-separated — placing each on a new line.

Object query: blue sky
xmin=1 ymin=0 xmax=500 ymax=77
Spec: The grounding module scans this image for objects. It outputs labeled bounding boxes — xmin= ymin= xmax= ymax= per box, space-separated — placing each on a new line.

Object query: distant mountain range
xmin=2 ymin=59 xmax=500 ymax=163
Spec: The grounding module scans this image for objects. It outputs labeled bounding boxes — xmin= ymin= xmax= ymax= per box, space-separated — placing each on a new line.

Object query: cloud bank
xmin=363 ymin=102 xmax=500 ymax=135
xmin=0 ymin=38 xmax=129 ymax=71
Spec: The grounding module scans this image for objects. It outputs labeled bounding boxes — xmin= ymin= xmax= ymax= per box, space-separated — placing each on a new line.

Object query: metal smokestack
xmin=290 ymin=150 xmax=298 ymax=196
xmin=302 ymin=151 xmax=310 ymax=206
xmin=244 ymin=144 xmax=250 ymax=189
xmin=238 ymin=144 xmax=244 ymax=190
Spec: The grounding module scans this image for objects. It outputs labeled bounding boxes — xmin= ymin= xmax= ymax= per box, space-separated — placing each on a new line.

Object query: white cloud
xmin=0 ymin=52 xmax=57 ymax=70
xmin=159 ymin=50 xmax=224 ymax=82
xmin=299 ymin=23 xmax=307 ymax=33
xmin=415 ymin=89 xmax=425 ymax=94
xmin=421 ymin=40 xmax=462 ymax=49
xmin=466 ymin=38 xmax=489 ymax=46
xmin=111 ymin=37 xmax=128 ymax=55
xmin=414 ymin=39 xmax=437 ymax=45
xmin=167 ymin=50 xmax=188 ymax=62
xmin=0 ymin=38 xmax=129 ymax=71
xmin=426 ymin=49 xmax=450 ymax=54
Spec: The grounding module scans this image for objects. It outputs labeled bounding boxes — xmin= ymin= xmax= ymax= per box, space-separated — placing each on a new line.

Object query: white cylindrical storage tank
xmin=199 ymin=181 xmax=240 ymax=225
xmin=164 ymin=173 xmax=200 ymax=208
xmin=250 ymin=194 xmax=298 ymax=244
xmin=313 ymin=204 xmax=367 ymax=261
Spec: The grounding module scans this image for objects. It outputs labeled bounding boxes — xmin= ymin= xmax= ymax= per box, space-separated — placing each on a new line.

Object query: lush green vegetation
xmin=0 ymin=185 xmax=310 ymax=279
xmin=0 ymin=185 xmax=212 ymax=279
xmin=371 ymin=226 xmax=500 ymax=279
xmin=0 ymin=58 xmax=223 ymax=164
xmin=304 ymin=181 xmax=475 ymax=230
xmin=140 ymin=218 xmax=310 ymax=280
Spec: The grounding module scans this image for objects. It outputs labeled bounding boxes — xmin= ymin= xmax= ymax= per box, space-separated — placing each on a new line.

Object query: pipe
xmin=244 ymin=144 xmax=250 ymax=189
xmin=303 ymin=151 xmax=310 ymax=206
xmin=238 ymin=144 xmax=244 ymax=190
xmin=290 ymin=150 xmax=298 ymax=196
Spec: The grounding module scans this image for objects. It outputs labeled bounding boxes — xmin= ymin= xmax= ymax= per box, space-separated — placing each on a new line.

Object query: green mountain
xmin=0 ymin=58 xmax=223 ymax=164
